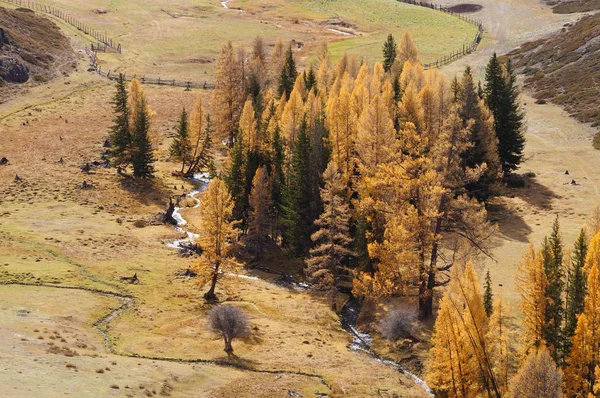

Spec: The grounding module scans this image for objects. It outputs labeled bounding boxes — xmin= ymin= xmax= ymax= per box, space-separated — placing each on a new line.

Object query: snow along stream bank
xmin=165 ymin=174 xmax=434 ymax=396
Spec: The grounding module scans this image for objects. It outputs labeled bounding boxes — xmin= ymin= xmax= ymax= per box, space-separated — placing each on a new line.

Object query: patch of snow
xmin=226 ymin=273 xmax=262 ymax=281
xmin=221 ymin=0 xmax=230 ymax=9
xmin=328 ymin=28 xmax=355 ymax=36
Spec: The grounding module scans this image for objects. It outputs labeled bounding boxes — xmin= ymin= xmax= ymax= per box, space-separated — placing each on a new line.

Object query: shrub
xmin=380 ymin=305 xmax=417 ymax=342
xmin=208 ymin=305 xmax=250 ymax=356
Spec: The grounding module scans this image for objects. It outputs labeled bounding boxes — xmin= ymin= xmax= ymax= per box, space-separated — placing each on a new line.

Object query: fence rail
xmin=85 ymin=45 xmax=215 ymax=90
xmin=0 ymin=0 xmax=121 ymax=52
xmin=397 ymin=0 xmax=483 ymax=69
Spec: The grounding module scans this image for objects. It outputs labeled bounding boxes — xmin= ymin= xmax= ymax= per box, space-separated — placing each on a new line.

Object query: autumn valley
xmin=1 ymin=0 xmax=600 ymax=397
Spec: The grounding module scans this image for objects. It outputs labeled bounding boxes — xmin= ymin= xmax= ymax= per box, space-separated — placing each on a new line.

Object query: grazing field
xmin=18 ymin=0 xmax=477 ymax=78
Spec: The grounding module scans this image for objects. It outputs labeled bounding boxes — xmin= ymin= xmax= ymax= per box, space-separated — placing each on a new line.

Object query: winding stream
xmin=166 ymin=175 xmax=434 ymax=396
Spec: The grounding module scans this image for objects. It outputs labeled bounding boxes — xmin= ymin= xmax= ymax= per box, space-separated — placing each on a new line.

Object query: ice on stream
xmin=166 ymin=173 xmax=210 ymax=249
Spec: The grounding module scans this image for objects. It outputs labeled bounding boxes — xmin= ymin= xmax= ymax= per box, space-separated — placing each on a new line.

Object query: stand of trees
xmin=108 ymin=75 xmax=156 ymax=178
xmin=181 ymin=35 xmax=527 ymax=320
xmin=426 ymin=214 xmax=600 ymax=397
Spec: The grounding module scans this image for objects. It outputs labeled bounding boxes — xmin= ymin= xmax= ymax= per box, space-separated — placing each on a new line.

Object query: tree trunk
xmin=223 ymin=335 xmax=233 ymax=356
xmin=204 ymin=271 xmax=219 ymax=301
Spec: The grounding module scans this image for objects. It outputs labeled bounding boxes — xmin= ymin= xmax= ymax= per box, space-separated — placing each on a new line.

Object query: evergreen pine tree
xmin=226 ymin=133 xmax=247 ymax=222
xmin=282 ymin=117 xmax=316 ymax=256
xmin=170 ymin=107 xmax=191 ymax=174
xmin=306 ymin=163 xmax=353 ymax=308
xmin=564 ymin=229 xmax=588 ymax=355
xmin=278 ymin=46 xmax=297 ymax=99
xmin=484 ymin=53 xmax=525 ymax=172
xmin=131 ymin=97 xmax=155 ymax=178
xmin=382 ymin=33 xmax=397 ymax=73
xmin=484 ymin=269 xmax=494 ymax=317
xmin=271 ymin=124 xmax=285 ymax=223
xmin=304 ymin=66 xmax=317 ymax=93
xmin=108 ymin=73 xmax=131 ymax=166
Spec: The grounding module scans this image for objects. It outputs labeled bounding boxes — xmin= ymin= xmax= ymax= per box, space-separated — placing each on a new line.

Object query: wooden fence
xmin=0 ymin=0 xmax=121 ymax=52
xmin=85 ymin=45 xmax=215 ymax=90
xmin=397 ymin=0 xmax=484 ymax=69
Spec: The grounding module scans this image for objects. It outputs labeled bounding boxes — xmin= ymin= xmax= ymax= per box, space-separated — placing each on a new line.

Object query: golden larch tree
xmin=356 ymin=94 xmax=396 ymax=176
xmin=193 ymin=178 xmax=239 ymax=301
xmin=565 ymin=264 xmax=600 ymax=396
xmin=517 ymin=244 xmax=547 ymax=352
xmin=245 ymin=167 xmax=272 ymax=260
xmin=213 ymin=41 xmax=244 ymax=146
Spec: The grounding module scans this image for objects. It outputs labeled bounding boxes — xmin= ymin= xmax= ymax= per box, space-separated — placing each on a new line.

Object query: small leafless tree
xmin=380 ymin=305 xmax=418 ymax=342
xmin=508 ymin=348 xmax=563 ymax=398
xmin=208 ymin=305 xmax=250 ymax=356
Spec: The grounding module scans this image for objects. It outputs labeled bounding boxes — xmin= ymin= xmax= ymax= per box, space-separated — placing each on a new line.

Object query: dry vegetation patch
xmin=509 ymin=13 xmax=600 ymax=142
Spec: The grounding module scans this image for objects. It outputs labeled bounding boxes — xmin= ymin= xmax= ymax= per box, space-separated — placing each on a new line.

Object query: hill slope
xmin=510 ymin=13 xmax=600 ymax=133
xmin=0 ymin=7 xmax=75 ymax=97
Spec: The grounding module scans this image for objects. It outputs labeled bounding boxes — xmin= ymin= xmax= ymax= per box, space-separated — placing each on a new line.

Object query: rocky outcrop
xmin=0 ymin=57 xmax=29 ymax=83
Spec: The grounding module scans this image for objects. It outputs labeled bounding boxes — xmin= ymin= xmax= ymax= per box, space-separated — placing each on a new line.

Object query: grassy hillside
xmin=509 ymin=13 xmax=600 ymax=140
xmin=0 ymin=7 xmax=75 ymax=96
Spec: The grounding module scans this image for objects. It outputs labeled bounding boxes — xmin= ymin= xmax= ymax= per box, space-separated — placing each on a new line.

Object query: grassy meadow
xmin=32 ymin=0 xmax=477 ymax=78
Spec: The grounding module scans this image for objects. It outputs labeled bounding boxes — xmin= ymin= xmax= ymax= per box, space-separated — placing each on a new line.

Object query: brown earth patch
xmin=448 ymin=3 xmax=484 ymax=13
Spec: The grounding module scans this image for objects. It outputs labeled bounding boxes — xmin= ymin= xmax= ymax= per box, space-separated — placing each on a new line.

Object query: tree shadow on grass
xmin=119 ymin=176 xmax=172 ymax=208
xmin=508 ymin=176 xmax=562 ymax=211
xmin=487 ymin=201 xmax=533 ymax=243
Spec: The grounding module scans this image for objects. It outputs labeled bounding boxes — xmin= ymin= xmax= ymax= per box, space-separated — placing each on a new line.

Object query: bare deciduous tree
xmin=509 ymin=348 xmax=563 ymax=398
xmin=208 ymin=305 xmax=250 ymax=356
xmin=380 ymin=305 xmax=418 ymax=342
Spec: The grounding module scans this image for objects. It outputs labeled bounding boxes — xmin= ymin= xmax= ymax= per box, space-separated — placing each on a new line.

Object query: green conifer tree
xmin=282 ymin=117 xmax=316 ymax=256
xmin=304 ymin=66 xmax=317 ymax=93
xmin=542 ymin=217 xmax=565 ymax=363
xmin=278 ymin=46 xmax=297 ymax=99
xmin=382 ymin=33 xmax=397 ymax=73
xmin=170 ymin=107 xmax=191 ymax=173
xmin=226 ymin=132 xmax=247 ymax=222
xmin=484 ymin=53 xmax=525 ymax=172
xmin=271 ymin=124 xmax=286 ymax=237
xmin=108 ymin=73 xmax=131 ymax=166
xmin=131 ymin=97 xmax=155 ymax=178
xmin=564 ymin=229 xmax=588 ymax=356
xmin=484 ymin=269 xmax=494 ymax=317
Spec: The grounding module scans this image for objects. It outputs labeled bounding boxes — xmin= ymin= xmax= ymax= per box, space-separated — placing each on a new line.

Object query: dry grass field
xmin=2 ymin=0 xmax=600 ymax=396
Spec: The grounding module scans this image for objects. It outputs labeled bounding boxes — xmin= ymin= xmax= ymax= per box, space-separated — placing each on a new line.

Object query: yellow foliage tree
xmin=585 ymin=232 xmax=600 ymax=274
xmin=565 ymin=264 xmax=600 ymax=396
xmin=193 ymin=178 xmax=239 ymax=301
xmin=355 ymin=94 xmax=396 ymax=176
xmin=517 ymin=244 xmax=547 ymax=352
xmin=426 ymin=262 xmax=501 ymax=397
xmin=326 ymin=87 xmax=356 ymax=190
xmin=213 ymin=41 xmax=244 ymax=146
xmin=238 ymin=99 xmax=259 ymax=151
xmin=398 ymin=31 xmax=419 ymax=65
